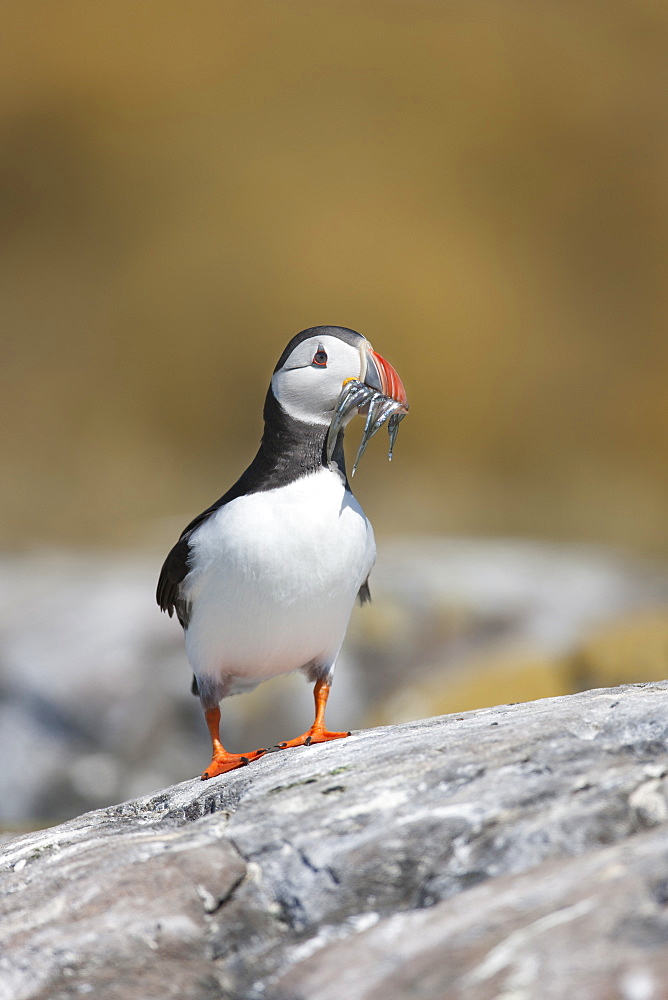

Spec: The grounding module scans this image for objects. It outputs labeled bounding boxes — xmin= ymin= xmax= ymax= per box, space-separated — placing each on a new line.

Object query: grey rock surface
xmin=1 ymin=682 xmax=668 ymax=1000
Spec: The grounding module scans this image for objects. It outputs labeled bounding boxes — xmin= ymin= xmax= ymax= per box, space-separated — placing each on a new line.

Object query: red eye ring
xmin=312 ymin=349 xmax=328 ymax=367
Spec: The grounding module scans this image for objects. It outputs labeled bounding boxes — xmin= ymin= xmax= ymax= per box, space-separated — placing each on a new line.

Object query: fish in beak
xmin=326 ymin=343 xmax=409 ymax=474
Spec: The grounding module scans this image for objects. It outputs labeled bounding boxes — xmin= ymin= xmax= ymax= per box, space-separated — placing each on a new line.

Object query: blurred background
xmin=1 ymin=0 xmax=667 ymax=825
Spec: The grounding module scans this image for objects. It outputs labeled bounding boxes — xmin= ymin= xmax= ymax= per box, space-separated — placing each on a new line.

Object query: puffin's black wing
xmin=156 ymin=535 xmax=191 ymax=625
xmin=155 ymin=460 xmax=261 ymax=626
xmin=357 ymin=579 xmax=371 ymax=605
xmin=156 ymin=497 xmax=231 ymax=626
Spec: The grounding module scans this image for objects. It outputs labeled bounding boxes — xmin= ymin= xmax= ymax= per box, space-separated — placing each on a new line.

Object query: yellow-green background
xmin=2 ymin=0 xmax=667 ymax=553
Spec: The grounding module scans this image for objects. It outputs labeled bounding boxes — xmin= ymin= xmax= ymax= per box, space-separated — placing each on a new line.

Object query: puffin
xmin=157 ymin=325 xmax=408 ymax=779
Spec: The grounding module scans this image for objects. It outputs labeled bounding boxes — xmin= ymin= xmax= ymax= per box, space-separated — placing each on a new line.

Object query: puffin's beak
xmin=363 ymin=348 xmax=409 ymax=410
xmin=325 ymin=343 xmax=409 ymax=471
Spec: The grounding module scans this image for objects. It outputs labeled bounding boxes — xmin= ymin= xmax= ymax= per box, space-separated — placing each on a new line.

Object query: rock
xmin=274 ymin=827 xmax=668 ymax=1000
xmin=1 ymin=682 xmax=668 ymax=999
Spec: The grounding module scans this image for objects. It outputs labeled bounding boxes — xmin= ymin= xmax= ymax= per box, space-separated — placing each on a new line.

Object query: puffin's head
xmin=271 ymin=325 xmax=407 ymax=427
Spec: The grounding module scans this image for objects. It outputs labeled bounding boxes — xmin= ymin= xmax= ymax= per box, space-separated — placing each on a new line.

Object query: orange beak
xmin=364 ymin=348 xmax=408 ymax=410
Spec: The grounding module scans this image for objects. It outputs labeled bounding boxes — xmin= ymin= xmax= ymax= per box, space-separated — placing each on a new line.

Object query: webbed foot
xmin=201 ymin=747 xmax=267 ymax=780
xmin=275 ymin=727 xmax=350 ymax=750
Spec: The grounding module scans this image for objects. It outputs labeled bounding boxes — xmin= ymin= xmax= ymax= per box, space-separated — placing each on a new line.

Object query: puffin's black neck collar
xmin=245 ymin=387 xmax=348 ymax=490
xmin=184 ymin=389 xmax=349 ymax=532
xmin=175 ymin=387 xmax=350 ymax=544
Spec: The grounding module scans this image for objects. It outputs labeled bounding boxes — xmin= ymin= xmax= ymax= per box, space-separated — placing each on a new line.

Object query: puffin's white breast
xmin=182 ymin=467 xmax=376 ymax=686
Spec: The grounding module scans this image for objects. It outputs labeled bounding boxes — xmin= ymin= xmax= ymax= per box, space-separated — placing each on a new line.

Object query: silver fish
xmin=325 ymin=380 xmax=375 ymax=463
xmin=387 ymin=411 xmax=406 ymax=461
xmin=351 ymin=395 xmax=405 ymax=476
xmin=349 ymin=393 xmax=386 ymax=475
xmin=327 ymin=378 xmax=408 ymax=474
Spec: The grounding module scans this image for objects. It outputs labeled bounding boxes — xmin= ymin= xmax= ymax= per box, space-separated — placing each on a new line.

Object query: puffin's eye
xmin=312 ymin=349 xmax=328 ymax=367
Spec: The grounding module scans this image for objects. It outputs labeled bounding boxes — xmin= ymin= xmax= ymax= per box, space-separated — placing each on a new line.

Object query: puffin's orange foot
xmin=275 ymin=728 xmax=351 ymax=750
xmin=201 ymin=747 xmax=267 ymax=780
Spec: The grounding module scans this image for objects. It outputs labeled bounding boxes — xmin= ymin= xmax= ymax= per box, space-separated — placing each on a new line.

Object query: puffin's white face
xmin=271 ymin=334 xmax=368 ymax=426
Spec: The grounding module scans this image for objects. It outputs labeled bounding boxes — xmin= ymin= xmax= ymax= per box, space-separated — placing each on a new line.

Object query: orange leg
xmin=275 ymin=678 xmax=351 ymax=750
xmin=201 ymin=707 xmax=267 ymax=780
